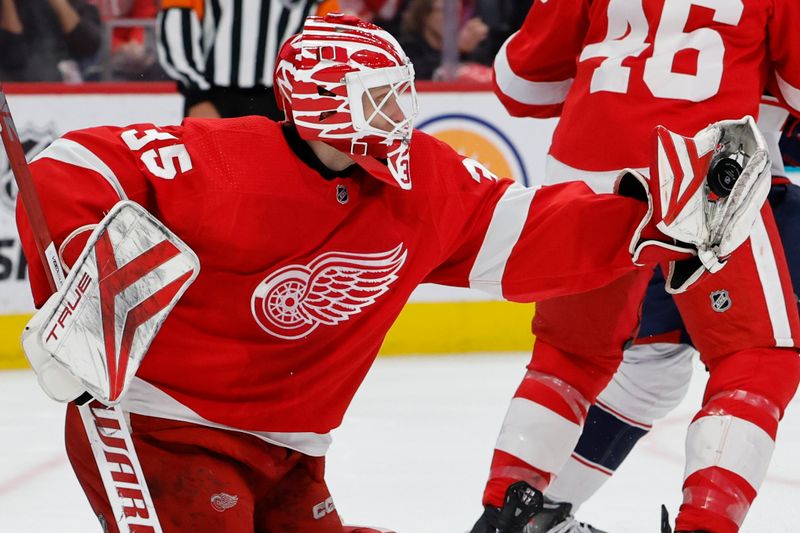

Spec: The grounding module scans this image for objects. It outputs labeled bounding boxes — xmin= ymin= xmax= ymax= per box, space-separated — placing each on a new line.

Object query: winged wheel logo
xmin=251 ymin=244 xmax=407 ymax=339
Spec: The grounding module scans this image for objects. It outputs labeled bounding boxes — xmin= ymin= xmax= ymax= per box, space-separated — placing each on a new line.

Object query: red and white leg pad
xmin=677 ymin=390 xmax=780 ymax=533
xmin=483 ymin=370 xmax=590 ymax=507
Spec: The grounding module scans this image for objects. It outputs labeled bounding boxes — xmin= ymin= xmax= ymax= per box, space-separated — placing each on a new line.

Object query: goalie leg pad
xmin=66 ymin=410 xmax=355 ymax=532
xmin=676 ymin=346 xmax=799 ymax=533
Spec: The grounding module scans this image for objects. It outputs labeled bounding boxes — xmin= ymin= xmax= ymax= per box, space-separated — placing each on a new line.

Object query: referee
xmin=157 ymin=0 xmax=334 ymax=119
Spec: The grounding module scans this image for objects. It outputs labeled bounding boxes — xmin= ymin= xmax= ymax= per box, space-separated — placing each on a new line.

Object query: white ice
xmin=1 ymin=354 xmax=798 ymax=532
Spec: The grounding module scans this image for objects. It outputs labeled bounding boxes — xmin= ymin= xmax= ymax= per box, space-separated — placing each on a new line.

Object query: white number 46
xmin=121 ymin=128 xmax=193 ymax=180
xmin=581 ymin=0 xmax=743 ymax=102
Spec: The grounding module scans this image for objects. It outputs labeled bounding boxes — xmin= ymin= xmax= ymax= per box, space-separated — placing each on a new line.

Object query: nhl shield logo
xmin=336 ymin=184 xmax=349 ymax=204
xmin=0 ymin=123 xmax=58 ymax=212
xmin=710 ymin=290 xmax=732 ymax=312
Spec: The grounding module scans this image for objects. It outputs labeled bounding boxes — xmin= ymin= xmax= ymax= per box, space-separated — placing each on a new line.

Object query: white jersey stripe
xmin=494 ymin=34 xmax=573 ymax=106
xmin=495 ymin=397 xmax=581 ymax=474
xmin=469 ymin=183 xmax=535 ymax=297
xmin=775 ymin=72 xmax=800 ymax=114
xmin=757 ymin=101 xmax=790 ymax=179
xmin=33 ymin=138 xmax=128 ymax=200
xmin=750 ymin=213 xmax=794 ymax=347
xmin=124 ymin=378 xmax=333 ymax=457
xmin=684 ymin=414 xmax=775 ymax=490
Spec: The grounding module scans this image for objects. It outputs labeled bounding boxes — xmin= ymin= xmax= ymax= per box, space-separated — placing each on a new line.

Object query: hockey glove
xmin=21 ymin=201 xmax=199 ymax=405
xmin=617 ymin=169 xmax=699 ymax=271
xmin=646 ymin=116 xmax=769 ymax=292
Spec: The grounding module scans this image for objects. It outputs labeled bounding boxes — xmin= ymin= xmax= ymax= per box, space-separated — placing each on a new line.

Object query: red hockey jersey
xmin=494 ymin=0 xmax=800 ymax=178
xmin=17 ymin=117 xmax=649 ymax=455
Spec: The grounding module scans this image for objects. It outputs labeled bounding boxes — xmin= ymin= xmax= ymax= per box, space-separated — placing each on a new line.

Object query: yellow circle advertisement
xmin=418 ymin=114 xmax=529 ymax=186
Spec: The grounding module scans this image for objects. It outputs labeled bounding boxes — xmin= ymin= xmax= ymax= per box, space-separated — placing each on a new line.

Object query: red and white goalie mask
xmin=274 ymin=14 xmax=418 ymax=189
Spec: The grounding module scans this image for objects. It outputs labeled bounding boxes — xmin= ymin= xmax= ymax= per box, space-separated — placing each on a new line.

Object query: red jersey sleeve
xmin=767 ymin=0 xmax=800 ymax=115
xmin=421 ymin=139 xmax=517 ymax=290
xmin=421 ymin=133 xmax=644 ymax=302
xmin=492 ymin=0 xmax=590 ymax=118
xmin=15 ymin=124 xmax=173 ymax=307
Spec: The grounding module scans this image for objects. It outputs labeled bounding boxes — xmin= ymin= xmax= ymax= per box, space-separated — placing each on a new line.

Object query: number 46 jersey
xmin=494 ymin=0 xmax=800 ymax=178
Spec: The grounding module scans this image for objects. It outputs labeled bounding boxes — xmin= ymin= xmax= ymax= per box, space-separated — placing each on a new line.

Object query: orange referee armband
xmin=161 ymin=0 xmax=204 ymax=19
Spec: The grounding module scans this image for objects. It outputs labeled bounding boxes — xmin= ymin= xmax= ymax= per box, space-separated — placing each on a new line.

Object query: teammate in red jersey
xmin=15 ymin=14 xmax=766 ymax=533
xmin=473 ymin=2 xmax=800 ymax=533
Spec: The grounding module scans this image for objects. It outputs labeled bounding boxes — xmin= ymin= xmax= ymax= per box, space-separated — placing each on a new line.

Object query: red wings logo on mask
xmin=251 ymin=244 xmax=407 ymax=340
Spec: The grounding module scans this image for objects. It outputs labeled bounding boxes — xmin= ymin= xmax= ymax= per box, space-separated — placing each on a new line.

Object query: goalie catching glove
xmin=623 ymin=115 xmax=770 ymax=293
xmin=21 ymin=201 xmax=200 ymax=405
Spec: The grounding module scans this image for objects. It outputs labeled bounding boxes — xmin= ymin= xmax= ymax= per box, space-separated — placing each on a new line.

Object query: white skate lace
xmin=547 ymin=516 xmax=601 ymax=533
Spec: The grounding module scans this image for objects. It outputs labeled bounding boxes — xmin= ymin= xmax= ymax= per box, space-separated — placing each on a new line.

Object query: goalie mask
xmin=274 ymin=14 xmax=418 ymax=190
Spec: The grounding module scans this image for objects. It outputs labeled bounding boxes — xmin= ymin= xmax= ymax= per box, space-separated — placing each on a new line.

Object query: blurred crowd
xmin=0 ymin=0 xmax=531 ymax=84
xmin=0 ymin=0 xmax=162 ymax=82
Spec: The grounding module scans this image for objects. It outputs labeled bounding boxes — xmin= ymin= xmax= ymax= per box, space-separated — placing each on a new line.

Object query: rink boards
xmin=0 ymin=82 xmax=549 ymax=368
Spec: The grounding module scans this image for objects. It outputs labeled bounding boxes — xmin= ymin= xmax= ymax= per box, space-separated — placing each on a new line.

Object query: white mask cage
xmin=345 ymin=63 xmax=418 ymax=143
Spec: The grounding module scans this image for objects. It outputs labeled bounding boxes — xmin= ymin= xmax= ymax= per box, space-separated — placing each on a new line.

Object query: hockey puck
xmin=707 ymin=157 xmax=742 ymax=198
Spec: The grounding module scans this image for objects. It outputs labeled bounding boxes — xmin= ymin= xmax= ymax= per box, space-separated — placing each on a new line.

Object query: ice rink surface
xmin=1 ymin=353 xmax=798 ymax=533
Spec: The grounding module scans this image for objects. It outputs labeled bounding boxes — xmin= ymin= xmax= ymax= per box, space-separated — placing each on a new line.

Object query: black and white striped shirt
xmin=157 ymin=0 xmax=319 ymax=92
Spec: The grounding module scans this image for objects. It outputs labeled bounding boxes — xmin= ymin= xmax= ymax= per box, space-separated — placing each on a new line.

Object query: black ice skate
xmin=524 ymin=498 xmax=607 ymax=533
xmin=471 ymin=481 xmax=544 ymax=533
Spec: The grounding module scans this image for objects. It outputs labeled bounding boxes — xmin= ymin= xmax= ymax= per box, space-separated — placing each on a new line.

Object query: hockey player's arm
xmin=766 ymin=0 xmax=800 ymax=116
xmin=423 ymin=150 xmax=649 ymax=302
xmin=424 ymin=118 xmax=771 ymax=300
xmin=156 ymin=0 xmax=212 ymax=108
xmin=17 ymin=131 xmax=135 ymax=306
xmin=492 ymin=0 xmax=588 ymax=118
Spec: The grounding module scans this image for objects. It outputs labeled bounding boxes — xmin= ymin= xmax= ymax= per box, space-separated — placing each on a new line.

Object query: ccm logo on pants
xmin=313 ymin=497 xmax=336 ymax=519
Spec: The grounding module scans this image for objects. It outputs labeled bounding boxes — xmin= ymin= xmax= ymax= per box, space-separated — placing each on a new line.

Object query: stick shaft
xmin=0 ymin=86 xmax=64 ymax=290
xmin=0 ymin=85 xmax=162 ymax=532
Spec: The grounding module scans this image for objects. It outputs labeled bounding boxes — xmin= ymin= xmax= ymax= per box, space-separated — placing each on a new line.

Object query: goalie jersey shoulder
xmin=28 ymin=117 xmax=299 ymax=215
xmin=22 ymin=118 xmax=296 ymax=300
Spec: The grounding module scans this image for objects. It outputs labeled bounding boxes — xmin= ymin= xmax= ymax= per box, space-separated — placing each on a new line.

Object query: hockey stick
xmin=0 ymin=85 xmax=163 ymax=532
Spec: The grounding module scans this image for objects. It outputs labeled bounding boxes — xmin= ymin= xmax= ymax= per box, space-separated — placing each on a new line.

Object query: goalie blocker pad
xmin=21 ymin=201 xmax=200 ymax=405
